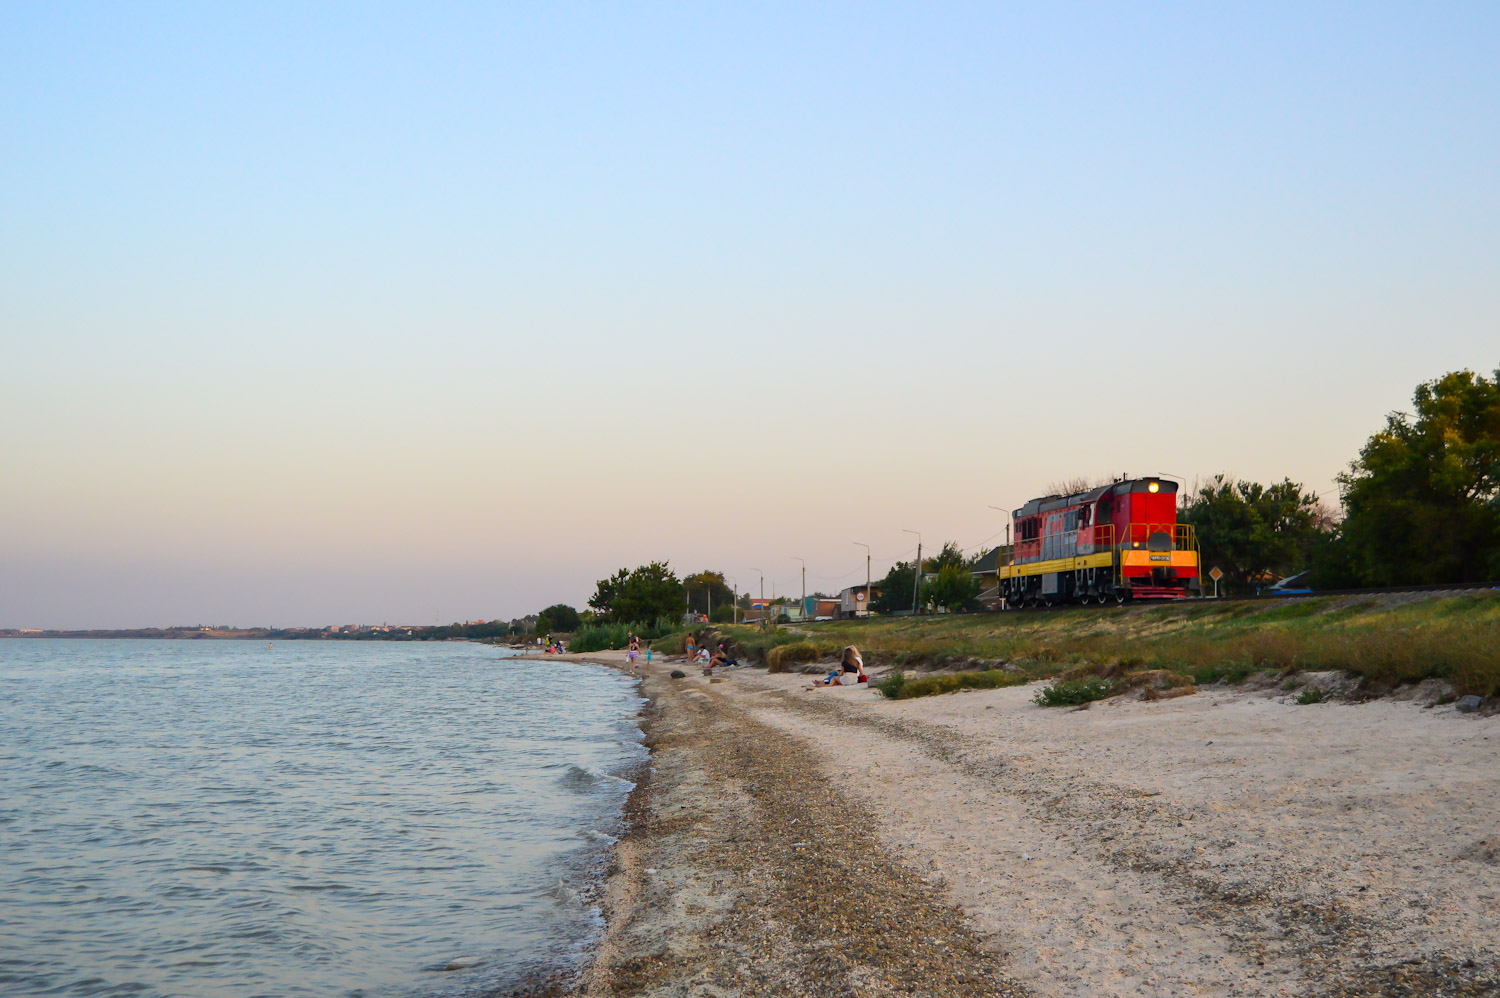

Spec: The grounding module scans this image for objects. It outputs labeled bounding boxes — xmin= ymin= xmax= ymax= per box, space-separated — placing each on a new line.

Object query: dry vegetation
xmin=714 ymin=590 xmax=1500 ymax=698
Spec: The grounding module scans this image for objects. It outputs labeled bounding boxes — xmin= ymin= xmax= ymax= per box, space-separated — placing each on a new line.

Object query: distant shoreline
xmin=0 ymin=627 xmax=531 ymax=643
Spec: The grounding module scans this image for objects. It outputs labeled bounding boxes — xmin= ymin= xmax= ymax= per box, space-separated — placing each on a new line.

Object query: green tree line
xmin=1186 ymin=366 xmax=1500 ymax=592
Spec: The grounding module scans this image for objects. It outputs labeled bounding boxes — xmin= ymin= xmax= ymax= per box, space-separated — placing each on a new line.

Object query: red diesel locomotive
xmin=997 ymin=477 xmax=1202 ymax=606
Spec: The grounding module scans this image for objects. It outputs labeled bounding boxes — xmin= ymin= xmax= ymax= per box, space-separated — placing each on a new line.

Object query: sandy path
xmin=570 ymin=663 xmax=1030 ymax=997
xmin=723 ymin=670 xmax=1500 ymax=997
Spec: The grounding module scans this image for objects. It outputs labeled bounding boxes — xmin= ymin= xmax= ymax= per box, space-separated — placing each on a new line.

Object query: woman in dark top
xmin=811 ymin=646 xmax=865 ymax=686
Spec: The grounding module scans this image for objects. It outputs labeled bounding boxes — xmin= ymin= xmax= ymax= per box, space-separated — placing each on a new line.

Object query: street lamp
xmin=988 ymin=505 xmax=1012 ymax=550
xmin=748 ymin=567 xmax=764 ymax=624
xmin=792 ymin=557 xmax=806 ymax=621
xmin=902 ymin=530 xmax=922 ymax=615
xmin=853 ymin=542 xmax=871 ymax=617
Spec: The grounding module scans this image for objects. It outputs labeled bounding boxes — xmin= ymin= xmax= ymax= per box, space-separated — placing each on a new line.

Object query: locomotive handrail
xmin=1009 ymin=524 xmax=1196 ymax=557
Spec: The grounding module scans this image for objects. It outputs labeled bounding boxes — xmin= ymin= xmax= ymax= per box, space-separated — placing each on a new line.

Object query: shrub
xmin=1296 ymin=687 xmax=1327 ymax=704
xmin=766 ymin=642 xmax=827 ymax=674
xmin=879 ymin=669 xmax=1027 ymax=700
xmin=873 ymin=669 xmax=908 ymax=698
xmin=1033 ymin=677 xmax=1115 ymax=707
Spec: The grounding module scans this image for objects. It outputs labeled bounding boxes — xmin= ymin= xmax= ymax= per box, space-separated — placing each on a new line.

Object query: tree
xmin=535 ymin=604 xmax=580 ymax=634
xmin=588 ymin=569 xmax=629 ymax=618
xmin=1334 ymin=368 xmax=1500 ymax=585
xmin=871 ymin=560 xmax=918 ymax=614
xmin=608 ymin=562 xmax=686 ymax=624
xmin=923 ymin=563 xmax=981 ymax=612
xmin=1181 ymin=475 xmax=1328 ymax=593
xmin=926 ymin=541 xmax=970 ymax=572
xmin=683 ymin=570 xmax=735 ymax=616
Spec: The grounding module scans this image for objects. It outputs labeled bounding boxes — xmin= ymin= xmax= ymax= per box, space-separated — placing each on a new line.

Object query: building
xmin=800 ymin=597 xmax=840 ymax=620
xmin=837 ymin=584 xmax=880 ymax=618
xmin=971 ymin=547 xmax=1006 ymax=609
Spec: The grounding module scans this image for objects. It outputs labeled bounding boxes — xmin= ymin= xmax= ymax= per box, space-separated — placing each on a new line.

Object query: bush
xmin=1296 ymin=687 xmax=1327 ymax=704
xmin=710 ymin=604 xmax=736 ymax=623
xmin=873 ymin=669 xmax=908 ymax=698
xmin=1033 ymin=677 xmax=1115 ymax=707
xmin=877 ymin=669 xmax=1027 ymax=700
xmin=766 ymin=642 xmax=828 ymax=673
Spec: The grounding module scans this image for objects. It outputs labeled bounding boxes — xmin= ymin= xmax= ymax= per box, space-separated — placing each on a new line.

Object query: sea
xmin=0 ymin=638 xmax=647 ymax=998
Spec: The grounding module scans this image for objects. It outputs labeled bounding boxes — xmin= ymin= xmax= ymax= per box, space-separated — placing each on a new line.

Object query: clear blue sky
xmin=3 ymin=3 xmax=1497 ymax=627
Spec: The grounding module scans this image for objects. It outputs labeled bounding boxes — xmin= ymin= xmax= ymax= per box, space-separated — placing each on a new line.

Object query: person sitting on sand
xmin=808 ymin=646 xmax=866 ymax=687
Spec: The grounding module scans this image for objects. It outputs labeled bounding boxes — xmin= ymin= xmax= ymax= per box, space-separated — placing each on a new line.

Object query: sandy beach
xmin=550 ymin=651 xmax=1499 ymax=998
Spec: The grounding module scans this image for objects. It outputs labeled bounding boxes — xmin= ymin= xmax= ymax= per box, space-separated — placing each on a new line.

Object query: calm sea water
xmin=0 ymin=639 xmax=645 ymax=998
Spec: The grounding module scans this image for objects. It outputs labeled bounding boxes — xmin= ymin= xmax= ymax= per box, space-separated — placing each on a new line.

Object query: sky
xmin=2 ymin=3 xmax=1497 ymax=628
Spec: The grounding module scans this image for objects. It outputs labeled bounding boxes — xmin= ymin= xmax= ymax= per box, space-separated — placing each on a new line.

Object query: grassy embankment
xmin=707 ymin=591 xmax=1500 ymax=699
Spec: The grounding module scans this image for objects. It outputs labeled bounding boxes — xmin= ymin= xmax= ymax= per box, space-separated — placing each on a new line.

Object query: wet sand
xmin=549 ymin=652 xmax=1500 ymax=997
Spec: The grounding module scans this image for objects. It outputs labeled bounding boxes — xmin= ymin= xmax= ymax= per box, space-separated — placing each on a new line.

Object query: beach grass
xmin=715 ymin=590 xmax=1500 ymax=697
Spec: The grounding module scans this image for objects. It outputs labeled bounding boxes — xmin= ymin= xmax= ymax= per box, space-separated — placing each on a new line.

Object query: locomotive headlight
xmin=1148 ymin=481 xmax=1160 ymax=493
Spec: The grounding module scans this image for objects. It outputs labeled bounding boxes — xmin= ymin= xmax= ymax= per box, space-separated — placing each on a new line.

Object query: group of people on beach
xmin=684 ymin=633 xmax=739 ymax=673
xmin=626 ymin=631 xmax=864 ymax=687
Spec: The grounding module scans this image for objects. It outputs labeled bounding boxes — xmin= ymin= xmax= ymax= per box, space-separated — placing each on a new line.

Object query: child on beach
xmin=645 ymin=642 xmax=652 ymax=666
xmin=807 ymin=646 xmax=866 ymax=688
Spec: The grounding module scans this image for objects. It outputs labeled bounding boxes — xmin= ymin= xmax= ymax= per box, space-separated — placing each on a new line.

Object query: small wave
xmin=558 ymin=765 xmax=635 ymax=793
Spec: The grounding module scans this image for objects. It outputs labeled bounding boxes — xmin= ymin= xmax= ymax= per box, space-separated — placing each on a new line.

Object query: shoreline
xmin=537 ymin=651 xmax=1499 ymax=997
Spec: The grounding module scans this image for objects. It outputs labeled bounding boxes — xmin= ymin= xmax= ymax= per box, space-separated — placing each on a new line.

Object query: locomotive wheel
xmin=1113 ymin=591 xmax=1125 ymax=605
xmin=1095 ymin=592 xmax=1109 ymax=606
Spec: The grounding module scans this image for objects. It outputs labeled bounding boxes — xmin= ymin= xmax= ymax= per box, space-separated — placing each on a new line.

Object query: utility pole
xmin=853 ymin=542 xmax=870 ymax=617
xmin=902 ymin=530 xmax=922 ymax=615
xmin=749 ymin=567 xmax=763 ymax=624
xmin=792 ymin=557 xmax=806 ymax=621
xmin=730 ymin=578 xmax=738 ymax=625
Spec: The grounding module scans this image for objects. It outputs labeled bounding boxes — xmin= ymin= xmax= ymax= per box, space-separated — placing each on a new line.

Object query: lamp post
xmin=792 ymin=557 xmax=806 ymax=621
xmin=748 ymin=567 xmax=764 ymax=625
xmin=988 ymin=505 xmax=1011 ymax=609
xmin=853 ymin=542 xmax=871 ymax=617
xmin=987 ymin=505 xmax=1012 ymax=554
xmin=902 ymin=530 xmax=922 ymax=615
